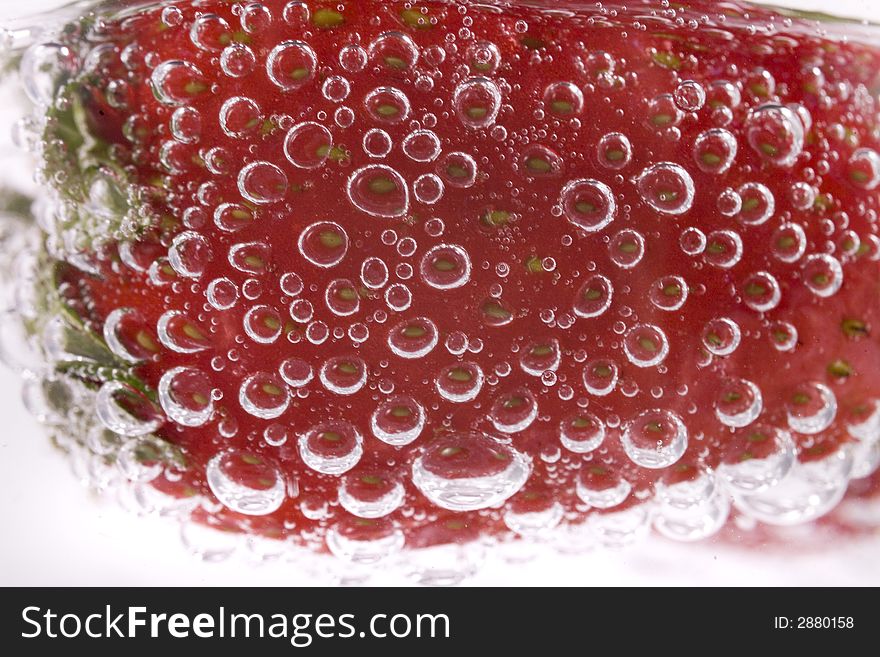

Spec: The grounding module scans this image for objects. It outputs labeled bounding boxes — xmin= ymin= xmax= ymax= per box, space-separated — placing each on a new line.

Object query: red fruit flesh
xmin=43 ymin=0 xmax=880 ymax=551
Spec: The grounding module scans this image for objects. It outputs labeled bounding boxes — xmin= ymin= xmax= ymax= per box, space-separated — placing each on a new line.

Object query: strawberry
xmin=12 ymin=0 xmax=880 ymax=562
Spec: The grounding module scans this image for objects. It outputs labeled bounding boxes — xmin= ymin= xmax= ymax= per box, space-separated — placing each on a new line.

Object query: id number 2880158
xmin=774 ymin=617 xmax=854 ymax=630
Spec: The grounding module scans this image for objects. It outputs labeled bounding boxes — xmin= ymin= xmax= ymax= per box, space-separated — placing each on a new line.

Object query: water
xmin=4 ymin=0 xmax=880 ymax=580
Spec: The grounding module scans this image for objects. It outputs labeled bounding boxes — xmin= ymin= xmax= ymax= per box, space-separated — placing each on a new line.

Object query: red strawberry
xmin=13 ymin=0 xmax=880 ymax=562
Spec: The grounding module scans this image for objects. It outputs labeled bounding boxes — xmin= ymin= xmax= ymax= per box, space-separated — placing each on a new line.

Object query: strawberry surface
xmin=23 ymin=0 xmax=880 ymax=556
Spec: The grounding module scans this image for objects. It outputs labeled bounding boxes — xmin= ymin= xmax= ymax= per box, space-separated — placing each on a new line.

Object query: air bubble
xmin=95 ymin=381 xmax=163 ymax=436
xmin=560 ymin=412 xmax=605 ymax=453
xmin=299 ymin=422 xmax=363 ymax=475
xmin=322 ymin=75 xmax=350 ymax=102
xmin=490 ymin=388 xmax=538 ymax=433
xmin=363 ymin=129 xmax=393 ymax=158
xmin=326 ymin=519 xmax=405 ymax=564
xmin=266 ymin=40 xmax=317 ymax=90
xmin=733 ymin=449 xmax=852 ymax=525
xmin=220 ymin=43 xmax=256 ymax=77
xmin=467 ymin=40 xmax=501 ymax=73
xmin=679 ymin=227 xmax=706 ymax=255
xmin=170 ymin=106 xmax=202 ymax=143
xmin=649 ymin=276 xmax=688 ymax=311
xmin=693 ymin=128 xmax=737 ymax=173
xmin=436 ymin=362 xmax=484 ymax=403
xmin=646 ymin=94 xmax=681 ymax=128
xmin=411 ymin=433 xmax=530 ymax=511
xmin=707 ymin=80 xmax=741 ymax=109
xmin=848 ymin=148 xmax=880 ymax=190
xmin=402 ymin=130 xmax=441 ymax=162
xmin=583 ymin=359 xmax=619 ymax=396
xmin=325 ymin=279 xmax=360 ymax=316
xmin=742 ymin=271 xmax=781 ymax=312
xmin=786 ymin=382 xmax=837 ymax=434
xmin=320 ymin=357 xmax=367 ymax=395
xmin=737 ymin=182 xmax=774 ymax=225
xmin=156 ymin=310 xmax=209 ymax=353
xmin=242 ymin=305 xmax=283 ymax=344
xmin=371 ymin=396 xmax=425 ymax=446
xmin=387 ymin=317 xmax=438 ymax=359
xmin=802 ymin=254 xmax=843 ymax=298
xmin=189 ymin=14 xmax=231 ymax=52
xmin=364 ymin=86 xmax=411 ymax=124
xmin=544 ymin=81 xmax=584 ymax=116
xmin=623 ymin=324 xmax=669 ymax=368
xmin=715 ymin=378 xmax=763 ymax=428
xmin=239 ymin=372 xmax=290 ymax=419
xmin=413 ymin=174 xmax=445 ymax=204
xmin=453 ymin=77 xmax=502 ymax=129
xmin=219 ymin=96 xmax=262 ymax=138
xmin=576 ymin=466 xmax=632 ymax=509
xmin=339 ymin=44 xmax=367 ymax=72
xmin=560 ymin=179 xmax=616 ymax=233
xmin=284 ymin=121 xmax=333 ymax=169
xmin=673 ymin=80 xmax=706 ymax=111
xmin=521 ymin=145 xmax=562 ymax=178
xmin=573 ymin=274 xmax=613 ymax=318
xmin=653 ymin=467 xmax=730 ymax=541
xmin=702 ymin=317 xmax=741 ymax=356
xmin=746 ymin=104 xmax=804 ymax=167
xmin=237 ymin=161 xmax=287 ymax=204
xmin=519 ymin=340 xmax=561 ymax=376
xmin=169 ymin=231 xmax=211 ymax=279
xmin=596 ymin=132 xmax=632 ymax=169
xmin=158 ymin=367 xmax=214 ymax=427
xmin=299 ymin=222 xmax=348 ymax=267
xmin=339 ymin=470 xmax=405 ymax=518
xmin=635 ymin=162 xmax=694 ymax=215
xmin=504 ymin=496 xmax=564 ymax=536
xmin=207 ymin=278 xmax=239 ymax=310
xmin=228 ymin=241 xmax=270 ymax=274
xmin=279 ymin=358 xmax=313 ymax=387
xmin=347 ymin=165 xmax=408 ymax=218
xmin=622 ymin=409 xmax=688 ymax=469
xmin=360 ymin=257 xmax=389 ymax=289
xmin=102 ymin=308 xmax=157 ymax=362
xmin=150 ymin=60 xmax=206 ymax=106
xmin=771 ymin=223 xmax=807 ymax=262
xmin=704 ymin=230 xmax=743 ymax=269
xmin=206 ymin=450 xmax=285 ymax=516
xmin=289 ymin=299 xmax=314 ymax=323
xmin=420 ymin=244 xmax=471 ymax=289
xmin=717 ymin=188 xmax=742 ymax=216
xmin=609 ymin=230 xmax=645 ymax=268
xmin=368 ymin=31 xmax=419 ymax=72
xmin=438 ymin=152 xmax=477 ymax=188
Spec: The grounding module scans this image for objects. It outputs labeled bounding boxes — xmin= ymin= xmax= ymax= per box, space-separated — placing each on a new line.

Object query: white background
xmin=1 ymin=0 xmax=880 ymax=586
